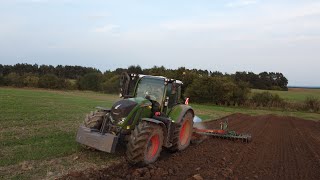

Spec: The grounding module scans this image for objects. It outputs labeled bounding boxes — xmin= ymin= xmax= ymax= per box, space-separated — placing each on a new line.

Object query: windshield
xmin=136 ymin=77 xmax=165 ymax=103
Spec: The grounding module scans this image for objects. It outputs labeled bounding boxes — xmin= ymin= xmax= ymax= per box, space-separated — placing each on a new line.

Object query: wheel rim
xmin=147 ymin=134 xmax=160 ymax=160
xmin=179 ymin=120 xmax=191 ymax=145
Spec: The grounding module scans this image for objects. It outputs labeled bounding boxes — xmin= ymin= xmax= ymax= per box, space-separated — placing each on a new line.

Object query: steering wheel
xmin=145 ymin=91 xmax=157 ymax=101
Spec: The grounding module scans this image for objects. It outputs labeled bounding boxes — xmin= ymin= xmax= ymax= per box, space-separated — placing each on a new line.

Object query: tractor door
xmin=166 ymin=82 xmax=181 ymax=109
xmin=120 ymin=72 xmax=139 ymax=98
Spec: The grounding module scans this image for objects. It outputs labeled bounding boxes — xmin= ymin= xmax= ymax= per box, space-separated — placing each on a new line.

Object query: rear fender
xmin=168 ymin=104 xmax=194 ymax=124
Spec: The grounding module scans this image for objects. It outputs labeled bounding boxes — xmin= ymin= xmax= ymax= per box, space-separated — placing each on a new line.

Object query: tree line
xmin=1 ymin=63 xmax=317 ymax=113
xmin=0 ymin=63 xmax=288 ymax=104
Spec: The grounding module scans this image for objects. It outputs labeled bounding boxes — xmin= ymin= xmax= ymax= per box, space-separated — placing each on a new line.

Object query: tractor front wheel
xmin=126 ymin=121 xmax=164 ymax=166
xmin=170 ymin=111 xmax=194 ymax=152
xmin=84 ymin=110 xmax=107 ymax=129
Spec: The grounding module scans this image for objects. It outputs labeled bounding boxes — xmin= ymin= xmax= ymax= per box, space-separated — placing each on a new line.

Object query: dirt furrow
xmin=62 ymin=114 xmax=320 ymax=180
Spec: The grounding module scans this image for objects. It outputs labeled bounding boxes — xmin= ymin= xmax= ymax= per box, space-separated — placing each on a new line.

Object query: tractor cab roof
xmin=134 ymin=74 xmax=183 ymax=85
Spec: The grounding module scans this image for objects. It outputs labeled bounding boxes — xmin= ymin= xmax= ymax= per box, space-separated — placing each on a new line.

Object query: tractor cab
xmin=120 ymin=73 xmax=182 ymax=115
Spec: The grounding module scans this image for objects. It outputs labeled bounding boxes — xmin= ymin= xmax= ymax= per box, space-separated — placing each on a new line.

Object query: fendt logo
xmin=115 ymin=104 xmax=121 ymax=109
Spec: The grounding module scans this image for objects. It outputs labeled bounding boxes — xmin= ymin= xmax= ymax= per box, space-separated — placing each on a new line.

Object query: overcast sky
xmin=0 ymin=0 xmax=319 ymax=86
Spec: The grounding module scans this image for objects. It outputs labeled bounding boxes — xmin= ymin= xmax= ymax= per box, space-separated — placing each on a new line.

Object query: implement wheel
xmin=170 ymin=111 xmax=194 ymax=152
xmin=126 ymin=121 xmax=164 ymax=165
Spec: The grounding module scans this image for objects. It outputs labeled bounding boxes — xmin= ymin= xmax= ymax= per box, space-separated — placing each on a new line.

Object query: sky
xmin=0 ymin=0 xmax=320 ymax=86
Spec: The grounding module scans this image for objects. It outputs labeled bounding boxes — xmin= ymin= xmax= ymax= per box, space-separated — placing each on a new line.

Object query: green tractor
xmin=76 ymin=72 xmax=194 ymax=165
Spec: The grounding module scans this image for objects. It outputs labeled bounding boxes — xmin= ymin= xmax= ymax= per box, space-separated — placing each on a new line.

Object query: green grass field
xmin=0 ymin=88 xmax=120 ymax=179
xmin=252 ymin=88 xmax=320 ymax=102
xmin=0 ymin=87 xmax=319 ymax=179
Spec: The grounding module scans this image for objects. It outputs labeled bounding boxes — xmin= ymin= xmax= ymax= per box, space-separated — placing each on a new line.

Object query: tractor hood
xmin=111 ymin=99 xmax=137 ymax=123
xmin=110 ymin=97 xmax=152 ymax=125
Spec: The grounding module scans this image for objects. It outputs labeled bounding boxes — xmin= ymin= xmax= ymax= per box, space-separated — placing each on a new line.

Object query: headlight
xmin=118 ymin=117 xmax=126 ymax=125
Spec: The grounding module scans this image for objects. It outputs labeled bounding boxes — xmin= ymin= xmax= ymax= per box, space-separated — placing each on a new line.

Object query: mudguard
xmin=141 ymin=118 xmax=167 ymax=134
xmin=167 ymin=104 xmax=194 ymax=123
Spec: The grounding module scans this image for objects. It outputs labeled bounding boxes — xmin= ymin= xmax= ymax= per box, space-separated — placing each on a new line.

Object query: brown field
xmin=63 ymin=113 xmax=320 ymax=180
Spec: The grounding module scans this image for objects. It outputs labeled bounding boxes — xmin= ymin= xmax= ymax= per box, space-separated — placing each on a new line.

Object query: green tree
xmin=64 ymin=79 xmax=78 ymax=90
xmin=251 ymin=92 xmax=284 ymax=107
xmin=5 ymin=72 xmax=24 ymax=87
xmin=185 ymin=76 xmax=249 ymax=105
xmin=0 ymin=75 xmax=5 ymax=86
xmin=102 ymin=75 xmax=120 ymax=94
xmin=128 ymin=65 xmax=143 ymax=74
xmin=23 ymin=74 xmax=39 ymax=87
xmin=38 ymin=74 xmax=60 ymax=89
xmin=78 ymin=73 xmax=103 ymax=91
xmin=233 ymin=81 xmax=251 ymax=105
xmin=143 ymin=66 xmax=166 ymax=76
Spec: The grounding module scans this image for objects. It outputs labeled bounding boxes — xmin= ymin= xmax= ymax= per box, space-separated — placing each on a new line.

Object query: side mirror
xmin=164 ymin=97 xmax=169 ymax=106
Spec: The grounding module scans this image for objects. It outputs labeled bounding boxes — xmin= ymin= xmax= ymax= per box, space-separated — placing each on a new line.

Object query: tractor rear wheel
xmin=170 ymin=111 xmax=194 ymax=152
xmin=126 ymin=121 xmax=164 ymax=166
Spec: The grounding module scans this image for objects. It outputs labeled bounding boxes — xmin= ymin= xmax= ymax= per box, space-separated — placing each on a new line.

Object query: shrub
xmin=270 ymin=86 xmax=283 ymax=91
xmin=0 ymin=75 xmax=4 ymax=86
xmin=4 ymin=72 xmax=24 ymax=87
xmin=185 ymin=76 xmax=250 ymax=104
xmin=233 ymin=81 xmax=251 ymax=105
xmin=78 ymin=73 xmax=103 ymax=91
xmin=251 ymin=91 xmax=284 ymax=107
xmin=102 ymin=75 xmax=120 ymax=94
xmin=38 ymin=74 xmax=60 ymax=89
xmin=303 ymin=96 xmax=320 ymax=112
xmin=23 ymin=74 xmax=39 ymax=87
xmin=65 ymin=79 xmax=78 ymax=90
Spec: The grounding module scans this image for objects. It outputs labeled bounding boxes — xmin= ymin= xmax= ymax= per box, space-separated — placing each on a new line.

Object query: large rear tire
xmin=170 ymin=111 xmax=194 ymax=152
xmin=126 ymin=121 xmax=164 ymax=166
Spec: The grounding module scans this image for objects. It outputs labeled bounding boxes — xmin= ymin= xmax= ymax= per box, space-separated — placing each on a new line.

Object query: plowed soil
xmin=63 ymin=114 xmax=320 ymax=180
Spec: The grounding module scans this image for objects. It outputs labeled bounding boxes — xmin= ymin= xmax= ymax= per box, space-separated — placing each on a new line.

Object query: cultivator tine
xmin=194 ymin=131 xmax=251 ymax=143
xmin=193 ymin=123 xmax=252 ymax=143
xmin=196 ymin=132 xmax=251 ymax=143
